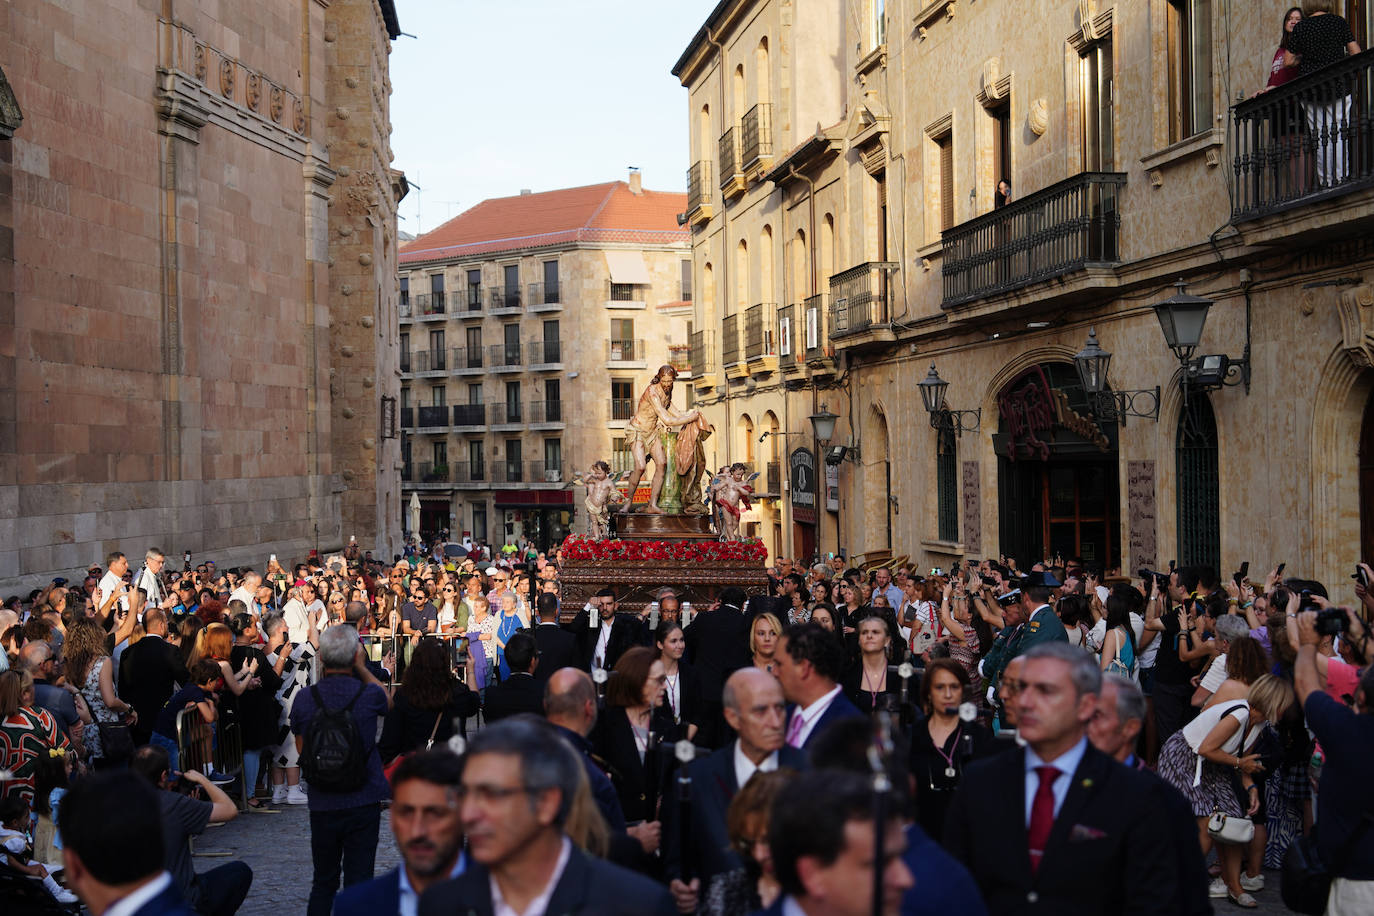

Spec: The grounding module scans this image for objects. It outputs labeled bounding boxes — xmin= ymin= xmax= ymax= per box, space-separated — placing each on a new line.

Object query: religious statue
xmin=708 ymin=463 xmax=756 ymax=541
xmin=572 ymin=461 xmax=627 ymax=539
xmin=619 ymin=365 xmax=713 ymax=515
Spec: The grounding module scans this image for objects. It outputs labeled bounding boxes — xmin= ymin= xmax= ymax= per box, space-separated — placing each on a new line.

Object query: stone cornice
xmin=157 ymin=67 xmax=309 ymax=160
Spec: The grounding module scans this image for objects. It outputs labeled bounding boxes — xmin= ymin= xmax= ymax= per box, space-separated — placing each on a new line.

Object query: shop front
xmin=494 ymin=489 xmax=573 ymax=553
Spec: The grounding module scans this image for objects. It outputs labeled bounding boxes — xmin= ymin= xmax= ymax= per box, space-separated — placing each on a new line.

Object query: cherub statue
xmin=573 ymin=461 xmax=627 ymax=539
xmin=709 ymin=462 xmax=756 ymax=541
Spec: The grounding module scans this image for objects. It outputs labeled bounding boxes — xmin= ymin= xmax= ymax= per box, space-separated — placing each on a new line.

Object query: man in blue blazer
xmin=334 ymin=749 xmax=467 ymax=916
xmin=775 ymin=622 xmax=865 ymax=751
xmin=59 ymin=771 xmax=197 ymax=916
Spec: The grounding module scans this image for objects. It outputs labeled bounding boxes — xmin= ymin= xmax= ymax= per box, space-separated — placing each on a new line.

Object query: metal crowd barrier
xmin=359 ymin=631 xmax=470 ymax=687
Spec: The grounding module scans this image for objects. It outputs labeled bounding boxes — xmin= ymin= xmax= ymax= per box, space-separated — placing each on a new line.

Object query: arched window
xmin=937 ymin=425 xmax=958 ymax=543
xmin=699 ymin=104 xmax=711 ymax=163
xmin=1176 ymin=395 xmax=1220 ymax=574
xmin=821 ymin=213 xmax=836 ymax=279
xmin=756 ymin=38 xmax=770 ymax=105
xmin=735 ymin=239 xmax=749 ymax=310
xmin=791 ymin=230 xmax=808 ymax=302
xmin=733 ymin=65 xmax=746 ymax=119
xmin=759 ymin=225 xmax=774 ymax=303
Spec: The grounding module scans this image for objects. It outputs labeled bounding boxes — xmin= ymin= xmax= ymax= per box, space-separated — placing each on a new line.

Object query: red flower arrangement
xmin=560 ymin=535 xmax=767 ymax=564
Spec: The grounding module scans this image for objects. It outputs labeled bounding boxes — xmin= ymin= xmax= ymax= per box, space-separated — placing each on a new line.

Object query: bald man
xmin=545 ymin=668 xmax=625 ymax=833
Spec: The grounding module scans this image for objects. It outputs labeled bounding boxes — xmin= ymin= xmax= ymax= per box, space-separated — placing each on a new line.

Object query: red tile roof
xmin=399 ymin=181 xmax=689 ymax=264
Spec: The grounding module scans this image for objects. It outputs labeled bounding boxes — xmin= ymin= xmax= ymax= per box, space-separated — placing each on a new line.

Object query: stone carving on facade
xmin=1337 ymin=284 xmax=1374 ymax=368
xmin=981 ymin=58 xmax=1007 ymax=101
xmin=293 ymin=98 xmax=305 ymax=133
xmin=219 ymin=57 xmax=235 ymax=99
xmin=0 ymin=65 xmax=22 ymax=139
xmin=270 ymin=86 xmax=285 ymax=123
xmin=343 ymin=169 xmax=381 ymax=223
xmin=1028 ymin=97 xmax=1048 ymax=136
xmin=245 ymin=73 xmax=261 ymax=112
xmin=193 ymin=43 xmax=207 ymax=82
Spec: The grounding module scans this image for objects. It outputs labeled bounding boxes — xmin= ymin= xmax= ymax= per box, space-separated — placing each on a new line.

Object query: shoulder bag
xmin=1206 ymin=705 xmax=1254 ymax=845
xmin=382 ymin=710 xmax=443 ymax=785
xmin=1282 ymin=813 xmax=1374 ymax=914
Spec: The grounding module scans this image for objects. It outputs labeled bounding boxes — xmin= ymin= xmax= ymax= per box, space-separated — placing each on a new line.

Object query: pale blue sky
xmin=389 ymin=0 xmax=718 ymax=236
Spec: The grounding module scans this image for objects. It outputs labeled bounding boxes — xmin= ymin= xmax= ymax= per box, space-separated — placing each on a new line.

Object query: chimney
xmin=520 ymin=188 xmax=532 ymax=196
xmin=628 ymin=168 xmax=642 ymax=195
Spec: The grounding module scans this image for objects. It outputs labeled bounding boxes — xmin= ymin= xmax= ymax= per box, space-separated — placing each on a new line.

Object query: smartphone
xmin=1234 ymin=561 xmax=1249 ymax=587
xmin=1276 ymin=562 xmax=1286 ymax=578
xmin=1355 ymin=565 xmax=1370 ymax=588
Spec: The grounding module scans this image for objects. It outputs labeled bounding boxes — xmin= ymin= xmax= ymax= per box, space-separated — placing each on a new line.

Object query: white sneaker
xmin=1240 ymin=873 xmax=1264 ymax=892
xmin=1209 ymin=878 xmax=1228 ymax=898
xmin=271 ymin=784 xmax=287 ymax=805
xmin=53 ymin=888 xmax=79 ymax=905
xmin=286 ymin=785 xmax=309 ymax=806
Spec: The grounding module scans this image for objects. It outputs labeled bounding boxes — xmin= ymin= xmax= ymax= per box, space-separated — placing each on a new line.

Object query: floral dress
xmin=80 ymin=658 xmax=119 ymax=762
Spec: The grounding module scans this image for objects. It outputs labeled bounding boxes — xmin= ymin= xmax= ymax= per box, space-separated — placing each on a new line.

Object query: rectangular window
xmin=610 ymin=283 xmax=637 ymax=301
xmin=467 ymin=269 xmax=482 ymax=310
xmin=429 ymin=329 xmax=444 ymax=352
xmin=400 ymin=333 xmax=410 ymax=359
xmin=544 ymin=438 xmax=562 ymax=472
xmin=1081 ymin=39 xmax=1114 ymax=171
xmin=503 ymin=264 xmax=520 ymax=308
xmin=1168 ymin=0 xmax=1213 ymax=142
xmin=871 ymin=0 xmax=887 ymax=49
xmin=432 ymin=440 xmax=447 ymax=467
xmin=506 ymin=439 xmax=522 ymax=482
xmin=430 ymin=274 xmax=444 ymax=294
xmin=611 ymin=378 xmax=633 ymax=421
xmin=399 ymin=277 xmax=409 ymax=307
xmin=681 ymin=260 xmax=693 ymax=300
xmin=612 ymin=437 xmax=632 ymax=474
xmin=543 ymin=260 xmax=559 ymax=302
xmin=937 ymin=132 xmax=954 ymax=231
xmin=472 ymin=503 xmax=487 ymax=542
xmin=400 ymin=388 xmax=410 ymax=408
xmin=467 ymin=383 xmax=482 ymax=405
xmin=505 ymin=381 xmax=521 ymax=423
xmin=937 ymin=434 xmax=958 ymax=542
xmin=545 ymin=378 xmax=560 ymax=404
xmin=430 ymin=386 xmax=446 ymax=407
xmin=990 ymin=101 xmax=1011 ymax=190
xmin=466 ymin=327 xmax=482 ymax=351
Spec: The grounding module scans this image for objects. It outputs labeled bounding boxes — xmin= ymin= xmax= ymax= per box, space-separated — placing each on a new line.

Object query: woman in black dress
xmin=592 ymin=646 xmax=674 ymax=827
xmin=654 ymin=620 xmax=700 ymax=743
xmin=227 ymin=614 xmax=282 ymax=807
xmin=378 ymin=636 xmax=479 ymax=763
xmin=908 ymin=658 xmax=994 ymax=838
xmin=842 ymin=613 xmax=899 ymax=714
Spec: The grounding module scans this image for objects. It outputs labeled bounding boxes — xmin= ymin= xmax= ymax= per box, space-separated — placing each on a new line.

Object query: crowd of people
xmin=1 ymin=537 xmax=1373 ymax=916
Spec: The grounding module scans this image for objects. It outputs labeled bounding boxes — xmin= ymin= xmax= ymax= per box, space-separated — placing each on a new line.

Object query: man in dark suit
xmin=60 ymin=770 xmax=198 ymax=916
xmin=482 ymin=632 xmax=543 ymax=722
xmin=944 ymin=642 xmax=1181 ymax=915
xmin=683 ymin=586 xmax=752 ymax=748
xmin=119 ymin=607 xmax=190 ymax=745
xmin=532 ymin=592 xmax=577 ymax=682
xmin=774 ymin=622 xmax=864 ymax=751
xmin=568 ymin=587 xmax=647 ymax=672
xmin=664 ymin=667 xmax=807 ymax=913
xmin=418 ymin=718 xmax=676 ymax=916
xmin=334 ymin=749 xmax=466 ymax=916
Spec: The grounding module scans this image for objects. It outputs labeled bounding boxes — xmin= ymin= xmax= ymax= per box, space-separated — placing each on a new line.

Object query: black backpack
xmin=300 ymin=683 xmax=368 ymax=792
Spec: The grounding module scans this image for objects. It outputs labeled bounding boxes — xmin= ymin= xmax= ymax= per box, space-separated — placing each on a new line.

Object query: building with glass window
xmin=676 ymin=0 xmax=1374 ymax=587
xmin=397 ymin=175 xmax=691 ymax=549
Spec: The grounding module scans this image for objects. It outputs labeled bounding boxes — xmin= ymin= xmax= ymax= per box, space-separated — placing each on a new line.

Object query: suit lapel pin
xmin=1081 ymin=778 xmax=1093 ymax=789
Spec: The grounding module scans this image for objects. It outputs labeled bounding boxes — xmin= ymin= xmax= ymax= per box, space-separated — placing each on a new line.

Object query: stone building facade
xmin=0 ymin=0 xmax=404 ymax=587
xmin=397 ymin=176 xmax=691 ymax=551
xmin=677 ymin=0 xmax=1374 ymax=588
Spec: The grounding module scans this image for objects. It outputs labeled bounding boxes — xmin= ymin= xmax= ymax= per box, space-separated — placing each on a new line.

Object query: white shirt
xmin=98 ymin=570 xmax=129 ymax=614
xmin=1200 ymin=654 xmax=1229 ymax=693
xmin=1087 ymin=613 xmax=1146 ymax=657
xmin=282 ymin=598 xmax=310 ymax=643
xmin=592 ymin=618 xmax=613 ymax=670
xmin=136 ymin=566 xmax=163 ymax=610
xmin=1023 ymin=736 xmax=1089 ymax=827
xmin=104 ymin=871 xmax=173 ymax=916
xmin=229 ymin=586 xmax=255 ymax=609
xmin=733 ymin=740 xmax=780 ymax=790
xmin=491 ymin=836 xmax=571 ymax=916
xmin=789 ymin=684 xmax=842 ymax=748
xmin=399 ymin=853 xmax=466 ymax=916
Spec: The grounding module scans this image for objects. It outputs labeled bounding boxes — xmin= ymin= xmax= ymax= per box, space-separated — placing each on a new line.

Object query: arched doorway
xmin=995 ymin=362 xmax=1120 ymax=569
xmin=863 ymin=407 xmax=892 ymax=552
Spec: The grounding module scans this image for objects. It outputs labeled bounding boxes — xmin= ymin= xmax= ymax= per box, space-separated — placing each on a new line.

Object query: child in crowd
xmin=29 ymin=747 xmax=72 ymax=867
xmin=0 ymin=790 xmax=78 ymax=904
xmin=149 ymin=659 xmax=223 ymax=774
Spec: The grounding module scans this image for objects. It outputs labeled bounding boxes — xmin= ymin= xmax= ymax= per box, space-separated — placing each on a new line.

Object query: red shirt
xmin=1267 ymin=47 xmax=1298 ymax=88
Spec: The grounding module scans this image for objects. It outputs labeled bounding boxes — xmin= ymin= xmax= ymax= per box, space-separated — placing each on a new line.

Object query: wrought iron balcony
xmin=609 ymin=398 xmax=634 ymax=422
xmin=413 ymin=462 xmax=453 ymax=484
xmin=489 ymin=402 xmax=523 ymax=425
xmin=453 ymin=461 xmax=486 ymax=484
xmin=804 ymin=293 xmax=828 ymax=357
xmin=528 ymin=462 xmax=566 ymax=484
xmin=527 ymin=399 xmax=564 ymax=425
xmin=1231 ymin=49 xmax=1374 ymax=221
xmin=941 ymin=171 xmax=1127 ymax=308
xmin=400 ymin=352 xmax=412 ymax=373
xmin=452 ymin=403 xmax=485 ymax=427
xmin=527 ymin=340 xmax=562 ymax=367
xmin=745 ymin=303 xmax=777 ymax=361
xmin=687 ymin=160 xmax=713 ymax=223
xmin=606 ymin=338 xmax=645 ymax=362
xmin=722 ymin=314 xmax=742 ymax=366
xmin=668 ymin=344 xmax=692 ymax=374
xmin=607 ymin=281 xmax=644 ymax=303
xmin=462 ymin=286 xmax=484 ymax=315
xmin=409 ymin=349 xmax=448 ymax=373
xmin=400 ymin=406 xmax=414 ymax=428
xmin=829 ymin=263 xmax=897 ymax=338
xmin=413 ymin=292 xmax=447 ymax=317
xmin=719 ymin=127 xmax=744 ymax=195
xmin=416 ymin=405 xmax=449 ymax=428
xmin=527 ymin=281 xmax=561 ymax=308
xmin=399 ymin=298 xmax=412 ymax=318
xmin=450 ymin=346 xmax=485 ymax=372
xmin=487 ymin=286 xmax=522 ymax=313
xmin=778 ymin=304 xmax=797 ymax=368
xmin=690 ymin=329 xmax=715 ymax=377
xmin=741 ymin=103 xmax=773 ymax=171
xmin=487 ymin=343 xmax=523 ymax=370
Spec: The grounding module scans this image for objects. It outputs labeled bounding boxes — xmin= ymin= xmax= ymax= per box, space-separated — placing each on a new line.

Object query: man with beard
xmin=333 ymin=749 xmax=467 ymax=916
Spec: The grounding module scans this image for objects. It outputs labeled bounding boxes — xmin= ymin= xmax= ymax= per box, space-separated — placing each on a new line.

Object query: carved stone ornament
xmin=219 ymin=58 xmax=235 ymax=99
xmin=1028 ymin=98 xmax=1048 ymax=136
xmin=982 ymin=58 xmax=1006 ymax=101
xmin=245 ymin=73 xmax=261 ymax=112
xmin=1338 ymin=284 xmax=1374 ymax=368
xmin=270 ymin=86 xmax=285 ymax=123
xmin=1079 ymin=0 xmax=1101 ymax=42
xmin=193 ymin=44 xmax=208 ymax=82
xmin=293 ymin=98 xmax=305 ymax=133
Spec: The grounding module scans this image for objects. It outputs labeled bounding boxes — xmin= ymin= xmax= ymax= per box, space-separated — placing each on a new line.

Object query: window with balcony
xmin=466 ymin=326 xmax=482 ymax=352
xmin=681 ymin=260 xmax=692 ymax=301
xmin=466 ymin=270 xmax=482 ymax=311
xmin=990 ymin=100 xmax=1011 ymax=198
xmin=432 ymin=440 xmax=447 ymax=467
xmin=503 ymin=324 xmax=520 ymax=366
xmin=399 ymin=277 xmax=409 ymax=309
xmin=544 ymin=379 xmax=561 ymax=423
xmin=544 ymin=439 xmax=562 ymax=479
xmin=400 ymin=333 xmax=410 ymax=371
xmin=430 ymin=386 xmax=446 ymax=407
xmin=1167 ymin=0 xmax=1212 ymax=143
xmin=469 ymin=440 xmax=485 ymax=481
xmin=543 ymin=260 xmax=560 ymax=303
xmin=503 ymin=264 xmax=520 ymax=309
xmin=611 ymin=318 xmax=635 ymax=361
xmin=505 ymin=439 xmax=522 ymax=482
xmin=472 ymin=504 xmax=487 ymax=542
xmin=612 ymin=437 xmax=632 ymax=474
xmin=1082 ymin=39 xmax=1115 ymax=170
xmin=610 ymin=283 xmax=637 ymax=301
xmin=429 ymin=328 xmax=444 ymax=354
xmin=504 ymin=381 xmax=521 ymax=424
xmin=936 ymin=130 xmax=955 ymax=231
xmin=611 ymin=378 xmax=633 ymax=421
xmin=429 ymin=273 xmax=445 ymax=313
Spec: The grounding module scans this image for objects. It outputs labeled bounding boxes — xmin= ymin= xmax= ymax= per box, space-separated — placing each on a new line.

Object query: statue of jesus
xmin=619 ymin=365 xmax=713 ymax=515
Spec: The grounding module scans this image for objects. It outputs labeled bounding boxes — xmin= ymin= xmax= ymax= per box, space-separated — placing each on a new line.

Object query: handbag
xmin=1282 ymin=814 xmax=1374 ymax=915
xmin=1104 ymin=627 xmax=1134 ymax=678
xmin=96 ymin=719 xmax=135 ymax=763
xmin=382 ymin=710 xmax=443 ymax=785
xmin=1207 ymin=809 xmax=1255 ymax=845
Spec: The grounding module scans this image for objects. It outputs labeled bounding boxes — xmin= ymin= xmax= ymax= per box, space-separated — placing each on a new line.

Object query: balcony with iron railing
xmin=608 ymin=398 xmax=634 ymax=423
xmin=687 ymin=160 xmax=714 ymax=225
xmin=452 ymin=461 xmax=486 ymax=485
xmin=450 ymin=346 xmax=485 ymax=375
xmin=489 ymin=402 xmax=524 ymax=427
xmin=416 ymin=404 xmax=450 ymax=429
xmin=606 ymin=281 xmax=647 ymax=308
xmin=606 ymin=338 xmax=646 ymax=363
xmin=668 ymin=344 xmax=692 ymax=375
xmin=452 ymin=403 xmax=486 ymax=428
xmin=829 ymin=263 xmax=898 ymax=341
xmin=527 ymin=340 xmax=563 ymax=369
xmin=745 ymin=303 xmax=777 ymax=366
xmin=487 ymin=285 xmax=522 ymax=315
xmin=410 ymin=292 xmax=447 ymax=319
xmin=526 ymin=281 xmax=562 ymax=311
xmin=399 ymin=297 xmax=412 ymax=318
xmin=527 ymin=399 xmax=565 ymax=427
xmin=690 ymin=329 xmax=715 ymax=382
xmin=400 ymin=352 xmax=412 ymax=373
xmin=408 ymin=348 xmax=448 ymax=374
xmin=460 ymin=286 xmax=484 ymax=318
xmin=804 ymin=293 xmax=830 ymax=359
xmin=722 ymin=313 xmax=742 ymax=369
xmin=741 ymin=103 xmax=773 ymax=173
xmin=400 ymin=406 xmax=414 ymax=429
xmin=941 ymin=171 xmax=1126 ymax=309
xmin=778 ymin=304 xmax=797 ymax=369
xmin=487 ymin=343 xmax=523 ymax=371
xmin=495 ymin=461 xmax=567 ymax=485
xmin=1231 ymin=49 xmax=1374 ymax=224
xmin=719 ymin=127 xmax=745 ymax=198
xmin=408 ymin=461 xmax=453 ymax=485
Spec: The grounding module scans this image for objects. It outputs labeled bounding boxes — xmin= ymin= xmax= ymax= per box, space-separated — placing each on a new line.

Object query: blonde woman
xmin=750 ymin=612 xmax=782 ymax=673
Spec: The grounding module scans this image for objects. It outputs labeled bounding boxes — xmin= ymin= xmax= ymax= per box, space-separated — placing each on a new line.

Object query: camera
xmin=1138 ymin=568 xmax=1170 ymax=593
xmin=1316 ymin=607 xmax=1348 ymax=637
xmin=1353 ymin=566 xmax=1371 ymax=588
xmin=1299 ymin=589 xmax=1323 ymax=614
xmin=980 ymin=574 xmax=999 ymax=587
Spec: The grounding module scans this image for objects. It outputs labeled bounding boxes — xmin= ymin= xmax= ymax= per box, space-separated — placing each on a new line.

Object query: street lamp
xmin=1072 ymin=328 xmax=1160 ymax=425
xmin=808 ymin=404 xmax=838 ymax=443
xmin=1152 ymin=279 xmax=1250 ymax=393
xmin=917 ymin=364 xmax=981 ymax=435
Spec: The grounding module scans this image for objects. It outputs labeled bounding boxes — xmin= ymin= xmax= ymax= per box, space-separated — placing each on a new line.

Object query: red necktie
xmin=1027 ymin=765 xmax=1060 ymax=875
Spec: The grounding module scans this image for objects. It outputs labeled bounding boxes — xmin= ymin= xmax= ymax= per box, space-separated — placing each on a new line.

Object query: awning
xmin=604 ymin=250 xmax=651 ymax=285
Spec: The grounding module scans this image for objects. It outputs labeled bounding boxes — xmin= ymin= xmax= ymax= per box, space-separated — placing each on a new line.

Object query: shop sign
xmin=825 ymin=462 xmax=840 ymax=512
xmin=997 ymin=365 xmax=1110 ymax=461
xmin=790 ymin=447 xmax=817 ymax=524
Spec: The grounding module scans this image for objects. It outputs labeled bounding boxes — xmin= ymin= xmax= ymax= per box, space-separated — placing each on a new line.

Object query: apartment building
xmin=397 ymin=175 xmax=691 ymax=549
xmin=677 ymin=0 xmax=1374 ymax=587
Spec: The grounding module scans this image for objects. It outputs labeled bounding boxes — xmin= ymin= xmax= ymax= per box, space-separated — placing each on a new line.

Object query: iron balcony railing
xmin=489 ymin=402 xmax=523 ymax=425
xmin=400 ymin=406 xmax=414 ymax=428
xmin=609 ymin=398 xmax=634 ymax=421
xmin=607 ymin=338 xmax=645 ymax=361
xmin=804 ymin=293 xmax=827 ymax=356
xmin=453 ymin=461 xmax=486 ymax=484
xmin=413 ymin=461 xmax=452 ymax=484
xmin=399 ymin=298 xmax=412 ymax=318
xmin=416 ymin=405 xmax=449 ymax=428
xmin=450 ymin=346 xmax=485 ymax=370
xmin=527 ymin=281 xmax=560 ymax=307
xmin=409 ymin=349 xmax=448 ymax=373
xmin=414 ymin=292 xmax=447 ymax=316
xmin=687 ymin=160 xmax=712 ymax=213
xmin=829 ymin=263 xmax=897 ymax=338
xmin=1232 ymin=49 xmax=1374 ymax=221
xmin=608 ymin=281 xmax=642 ymax=301
xmin=530 ymin=462 xmax=566 ymax=484
xmin=765 ymin=460 xmax=782 ymax=495
xmin=527 ymin=399 xmax=564 ymax=424
xmin=527 ymin=340 xmax=562 ymax=365
xmin=452 ymin=403 xmax=485 ymax=426
xmin=941 ymin=171 xmax=1127 ymax=307
xmin=464 ymin=286 xmax=483 ymax=313
xmin=741 ymin=103 xmax=773 ymax=170
xmin=668 ymin=344 xmax=692 ymax=374
xmin=400 ymin=352 xmax=412 ymax=372
xmin=745 ymin=303 xmax=777 ymax=361
xmin=722 ymin=314 xmax=742 ymax=366
xmin=778 ymin=304 xmax=797 ymax=368
xmin=487 ymin=286 xmax=522 ymax=312
xmin=719 ymin=127 xmax=742 ymax=189
xmin=690 ymin=329 xmax=715 ymax=375
xmin=488 ymin=343 xmax=523 ymax=369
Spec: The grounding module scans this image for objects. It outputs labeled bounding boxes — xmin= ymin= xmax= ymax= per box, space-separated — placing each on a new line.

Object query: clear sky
xmin=389 ymin=0 xmax=718 ymax=236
